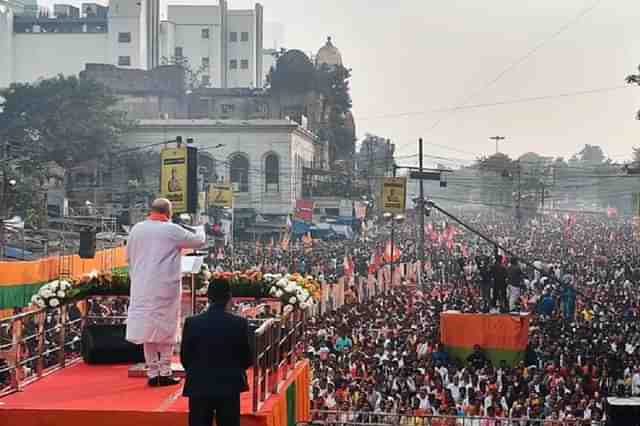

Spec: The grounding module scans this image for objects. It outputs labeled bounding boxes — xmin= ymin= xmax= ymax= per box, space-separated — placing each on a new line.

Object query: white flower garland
xmin=31 ymin=279 xmax=72 ymax=309
xmin=264 ymin=273 xmax=314 ymax=310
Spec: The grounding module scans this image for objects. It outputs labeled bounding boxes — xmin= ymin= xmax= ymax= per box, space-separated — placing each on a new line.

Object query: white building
xmin=121 ymin=119 xmax=317 ymax=218
xmin=0 ymin=0 xmax=264 ymax=89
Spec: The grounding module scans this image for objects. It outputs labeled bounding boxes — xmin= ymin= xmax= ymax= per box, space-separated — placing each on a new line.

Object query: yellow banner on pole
xmin=160 ymin=147 xmax=188 ymax=213
xmin=381 ymin=177 xmax=407 ymax=213
xmin=208 ymin=183 xmax=233 ymax=208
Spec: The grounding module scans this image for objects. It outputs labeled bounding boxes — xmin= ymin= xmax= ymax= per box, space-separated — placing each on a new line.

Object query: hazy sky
xmin=39 ymin=0 xmax=640 ymax=167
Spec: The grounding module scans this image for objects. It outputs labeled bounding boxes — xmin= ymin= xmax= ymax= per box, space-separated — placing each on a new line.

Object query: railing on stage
xmin=252 ymin=307 xmax=307 ymax=412
xmin=0 ymin=295 xmax=309 ymax=414
xmin=307 ymin=410 xmax=605 ymax=426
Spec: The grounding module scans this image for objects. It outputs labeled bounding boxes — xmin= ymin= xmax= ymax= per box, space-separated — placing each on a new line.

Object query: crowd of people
xmin=2 ymin=206 xmax=640 ymax=425
xmin=303 ymin=211 xmax=640 ymax=425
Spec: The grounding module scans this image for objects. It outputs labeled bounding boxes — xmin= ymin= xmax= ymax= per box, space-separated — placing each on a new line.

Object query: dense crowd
xmin=305 ymin=211 xmax=640 ymax=425
xmin=2 ymin=207 xmax=640 ymax=425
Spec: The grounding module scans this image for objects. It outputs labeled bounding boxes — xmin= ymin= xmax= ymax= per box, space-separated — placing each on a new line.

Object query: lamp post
xmin=383 ymin=212 xmax=405 ymax=286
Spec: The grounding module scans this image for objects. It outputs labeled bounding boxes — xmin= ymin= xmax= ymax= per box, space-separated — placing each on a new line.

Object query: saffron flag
xmin=384 ymin=241 xmax=401 ymax=263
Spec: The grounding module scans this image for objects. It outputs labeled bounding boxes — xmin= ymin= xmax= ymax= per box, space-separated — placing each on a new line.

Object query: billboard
xmin=381 ymin=177 xmax=407 ymax=214
xmin=208 ymin=183 xmax=233 ymax=208
xmin=160 ymin=146 xmax=198 ymax=214
xmin=295 ymin=199 xmax=314 ymax=222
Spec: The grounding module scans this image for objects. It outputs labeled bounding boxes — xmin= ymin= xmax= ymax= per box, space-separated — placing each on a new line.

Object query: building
xmin=0 ymin=0 xmax=264 ymax=90
xmin=120 ymin=119 xmax=319 ymax=222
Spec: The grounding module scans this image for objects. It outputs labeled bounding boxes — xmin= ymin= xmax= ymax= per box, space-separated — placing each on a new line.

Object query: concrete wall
xmin=168 ymin=5 xmax=222 ymax=88
xmin=0 ymin=4 xmax=13 ymax=88
xmin=227 ymin=10 xmax=256 ymax=88
xmin=13 ymin=33 xmax=108 ymax=82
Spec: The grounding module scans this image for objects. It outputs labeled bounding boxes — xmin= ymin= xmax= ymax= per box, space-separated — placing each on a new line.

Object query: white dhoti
xmin=144 ymin=342 xmax=174 ymax=378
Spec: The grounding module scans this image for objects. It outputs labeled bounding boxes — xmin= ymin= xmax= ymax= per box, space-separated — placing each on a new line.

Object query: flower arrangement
xmin=31 ymin=279 xmax=73 ymax=309
xmin=264 ymin=273 xmax=317 ymax=310
xmin=210 ymin=270 xmax=270 ymax=298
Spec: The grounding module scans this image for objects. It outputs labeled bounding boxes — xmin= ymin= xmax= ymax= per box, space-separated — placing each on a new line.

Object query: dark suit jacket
xmin=180 ymin=305 xmax=254 ymax=398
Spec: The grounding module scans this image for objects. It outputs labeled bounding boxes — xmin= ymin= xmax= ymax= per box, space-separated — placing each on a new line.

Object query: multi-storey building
xmin=0 ymin=0 xmax=264 ymax=89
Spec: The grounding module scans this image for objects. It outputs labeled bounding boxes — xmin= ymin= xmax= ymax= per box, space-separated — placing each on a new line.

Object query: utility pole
xmin=516 ymin=160 xmax=522 ymax=225
xmin=417 ymin=138 xmax=425 ymax=290
xmin=490 ymin=136 xmax=506 ymax=154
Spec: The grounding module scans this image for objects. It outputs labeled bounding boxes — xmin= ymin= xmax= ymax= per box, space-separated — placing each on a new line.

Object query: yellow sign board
xmin=381 ymin=177 xmax=407 ymax=213
xmin=160 ymin=147 xmax=188 ymax=213
xmin=208 ymin=183 xmax=233 ymax=208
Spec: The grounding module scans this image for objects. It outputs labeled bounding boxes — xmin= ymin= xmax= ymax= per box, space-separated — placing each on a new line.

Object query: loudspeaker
xmin=79 ymin=229 xmax=96 ymax=259
xmin=607 ymin=398 xmax=640 ymax=426
xmin=81 ymin=324 xmax=145 ymax=364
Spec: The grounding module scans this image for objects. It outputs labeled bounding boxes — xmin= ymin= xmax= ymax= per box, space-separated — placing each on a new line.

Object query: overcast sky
xmin=39 ymin=0 xmax=640 ymax=167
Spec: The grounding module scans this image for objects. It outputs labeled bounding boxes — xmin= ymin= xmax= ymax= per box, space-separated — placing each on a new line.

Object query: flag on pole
xmin=384 ymin=241 xmax=401 ymax=263
xmin=343 ymin=255 xmax=354 ymax=276
xmin=281 ymin=234 xmax=290 ymax=251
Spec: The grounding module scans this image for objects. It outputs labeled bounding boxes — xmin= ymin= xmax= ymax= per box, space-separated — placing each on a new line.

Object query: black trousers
xmin=188 ymin=394 xmax=241 ymax=426
xmin=493 ymin=284 xmax=507 ymax=310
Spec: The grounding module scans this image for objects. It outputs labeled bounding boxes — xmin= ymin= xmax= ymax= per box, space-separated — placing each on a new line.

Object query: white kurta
xmin=125 ymin=220 xmax=206 ymax=345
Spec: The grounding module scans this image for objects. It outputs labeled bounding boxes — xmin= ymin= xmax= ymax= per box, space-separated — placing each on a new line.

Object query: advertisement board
xmin=381 ymin=177 xmax=407 ymax=214
xmin=208 ymin=183 xmax=233 ymax=208
xmin=160 ymin=146 xmax=198 ymax=214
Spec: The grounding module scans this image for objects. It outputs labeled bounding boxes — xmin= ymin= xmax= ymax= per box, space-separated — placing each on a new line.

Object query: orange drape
xmin=0 ymin=246 xmax=127 ymax=287
xmin=440 ymin=312 xmax=529 ymax=351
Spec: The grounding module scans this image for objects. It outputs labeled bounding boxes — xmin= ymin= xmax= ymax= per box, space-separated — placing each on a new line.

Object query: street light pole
xmin=417 ymin=138 xmax=425 ymax=290
xmin=490 ymin=136 xmax=506 ymax=154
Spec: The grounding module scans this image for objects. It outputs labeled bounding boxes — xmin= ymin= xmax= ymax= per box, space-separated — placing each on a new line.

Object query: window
xmin=174 ymin=46 xmax=183 ymax=59
xmin=201 ymin=75 xmax=210 ymax=86
xmin=118 ymin=32 xmax=131 ymax=43
xmin=240 ymin=59 xmax=249 ymax=69
xmin=229 ymin=31 xmax=237 ymax=42
xmin=221 ymin=104 xmax=235 ymax=114
xmin=201 ymin=28 xmax=209 ymax=39
xmin=202 ymin=57 xmax=210 ymax=68
xmin=118 ymin=56 xmax=131 ymax=66
xmin=241 ymin=31 xmax=249 ymax=42
xmin=229 ymin=59 xmax=238 ymax=69
xmin=230 ymin=154 xmax=249 ymax=193
xmin=265 ymin=154 xmax=279 ymax=192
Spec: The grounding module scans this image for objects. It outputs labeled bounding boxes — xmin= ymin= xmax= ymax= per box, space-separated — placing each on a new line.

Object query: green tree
xmin=0 ymin=75 xmax=134 ymax=222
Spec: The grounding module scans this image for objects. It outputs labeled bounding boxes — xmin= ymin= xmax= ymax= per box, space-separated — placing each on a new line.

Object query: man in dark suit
xmin=181 ymin=279 xmax=254 ymax=426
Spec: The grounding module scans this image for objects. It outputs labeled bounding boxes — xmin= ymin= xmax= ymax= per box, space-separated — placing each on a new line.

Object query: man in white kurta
xmin=126 ymin=199 xmax=206 ymax=386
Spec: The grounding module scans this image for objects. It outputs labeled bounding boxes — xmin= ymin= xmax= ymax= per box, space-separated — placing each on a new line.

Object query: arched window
xmin=265 ymin=153 xmax=279 ymax=192
xmin=230 ymin=154 xmax=249 ymax=193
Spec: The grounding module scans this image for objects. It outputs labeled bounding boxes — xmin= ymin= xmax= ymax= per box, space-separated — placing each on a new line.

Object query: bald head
xmin=151 ymin=198 xmax=172 ymax=217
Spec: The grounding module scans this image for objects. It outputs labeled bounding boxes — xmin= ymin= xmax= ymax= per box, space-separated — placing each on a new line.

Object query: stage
xmin=0 ymin=360 xmax=311 ymax=426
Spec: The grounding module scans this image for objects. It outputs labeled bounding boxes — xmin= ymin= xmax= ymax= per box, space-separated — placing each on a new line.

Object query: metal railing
xmin=307 ymin=410 xmax=605 ymax=426
xmin=0 ymin=300 xmax=86 ymax=396
xmin=252 ymin=308 xmax=307 ymax=411
xmin=0 ymin=295 xmax=309 ymax=414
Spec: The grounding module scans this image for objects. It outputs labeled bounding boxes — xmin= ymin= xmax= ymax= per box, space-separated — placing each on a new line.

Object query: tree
xmin=576 ymin=144 xmax=606 ymax=165
xmin=626 ymin=64 xmax=640 ymax=119
xmin=0 ymin=75 xmax=134 ymax=222
xmin=0 ymin=75 xmax=133 ymax=169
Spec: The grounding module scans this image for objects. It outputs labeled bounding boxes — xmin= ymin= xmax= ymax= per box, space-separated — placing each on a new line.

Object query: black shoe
xmin=148 ymin=377 xmax=160 ymax=387
xmin=158 ymin=375 xmax=181 ymax=386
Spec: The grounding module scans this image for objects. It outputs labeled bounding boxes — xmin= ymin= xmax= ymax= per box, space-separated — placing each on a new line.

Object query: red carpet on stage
xmin=0 ymin=361 xmax=310 ymax=426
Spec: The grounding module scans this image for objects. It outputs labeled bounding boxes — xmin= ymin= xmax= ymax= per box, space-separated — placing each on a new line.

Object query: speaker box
xmin=79 ymin=230 xmax=96 ymax=259
xmin=607 ymin=398 xmax=640 ymax=426
xmin=81 ymin=324 xmax=145 ymax=364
